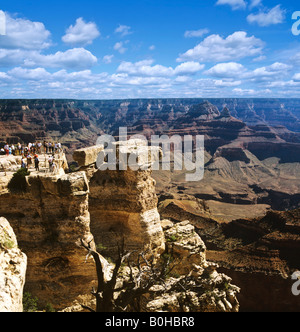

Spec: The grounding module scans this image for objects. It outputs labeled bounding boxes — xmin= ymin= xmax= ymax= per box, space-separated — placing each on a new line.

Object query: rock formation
xmin=0 ymin=168 xmax=97 ymax=310
xmin=0 ymin=217 xmax=27 ymax=312
xmin=0 ymin=138 xmax=241 ymax=312
xmin=144 ymin=220 xmax=240 ymax=312
xmin=74 ymin=141 xmax=166 ymax=260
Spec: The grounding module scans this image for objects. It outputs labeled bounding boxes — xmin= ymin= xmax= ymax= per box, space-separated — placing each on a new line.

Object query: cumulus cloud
xmin=0 ymin=13 xmax=51 ymax=50
xmin=184 ymin=29 xmax=209 ymax=38
xmin=0 ymin=47 xmax=98 ymax=69
xmin=293 ymin=73 xmax=300 ymax=81
xmin=247 ymin=5 xmax=286 ymax=27
xmin=115 ymin=24 xmax=132 ymax=37
xmin=177 ymin=31 xmax=264 ymax=63
xmin=174 ymin=61 xmax=205 ymax=75
xmin=62 ymin=17 xmax=100 ymax=46
xmin=114 ymin=41 xmax=128 ymax=54
xmin=205 ymin=62 xmax=246 ymax=78
xmin=8 ymin=67 xmax=51 ymax=81
xmin=117 ymin=60 xmax=204 ymax=77
xmin=246 ymin=62 xmax=291 ymax=81
xmin=23 ymin=48 xmax=98 ymax=69
xmin=102 ymin=55 xmax=114 ymax=64
xmin=216 ymin=0 xmax=247 ymax=10
xmin=249 ymin=0 xmax=262 ymax=9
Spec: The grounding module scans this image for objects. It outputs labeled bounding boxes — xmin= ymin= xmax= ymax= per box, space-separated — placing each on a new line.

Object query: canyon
xmin=0 ymin=98 xmax=300 ymax=311
xmin=0 ymin=142 xmax=240 ymax=312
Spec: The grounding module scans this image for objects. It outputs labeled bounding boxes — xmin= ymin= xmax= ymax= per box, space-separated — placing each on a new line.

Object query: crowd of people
xmin=1 ymin=141 xmax=63 ymax=173
xmin=1 ymin=141 xmax=62 ymax=157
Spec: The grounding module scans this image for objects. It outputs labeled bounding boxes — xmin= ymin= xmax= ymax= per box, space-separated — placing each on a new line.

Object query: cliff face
xmin=145 ymin=220 xmax=240 ymax=312
xmin=0 ymin=217 xmax=27 ymax=312
xmin=0 ymin=171 xmax=97 ymax=309
xmin=73 ymin=142 xmax=166 ymax=260
xmin=0 ymin=142 xmax=241 ymax=312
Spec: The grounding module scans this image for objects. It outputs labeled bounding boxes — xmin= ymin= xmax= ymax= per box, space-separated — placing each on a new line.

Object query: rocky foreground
xmin=0 ymin=143 xmax=240 ymax=312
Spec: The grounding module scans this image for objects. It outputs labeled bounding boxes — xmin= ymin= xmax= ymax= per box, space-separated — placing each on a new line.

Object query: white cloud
xmin=214 ymin=79 xmax=242 ymax=87
xmin=62 ymin=17 xmax=100 ymax=46
xmin=8 ymin=67 xmax=51 ymax=81
xmin=103 ymin=55 xmax=114 ymax=64
xmin=246 ymin=62 xmax=291 ymax=81
xmin=115 ymin=24 xmax=132 ymax=37
xmin=216 ymin=0 xmax=247 ymax=10
xmin=293 ymin=73 xmax=300 ymax=81
xmin=184 ymin=29 xmax=209 ymax=38
xmin=253 ymin=55 xmax=266 ymax=62
xmin=205 ymin=62 xmax=246 ymax=78
xmin=247 ymin=5 xmax=286 ymax=27
xmin=174 ymin=61 xmax=205 ymax=75
xmin=114 ymin=41 xmax=128 ymax=54
xmin=177 ymin=31 xmax=264 ymax=63
xmin=249 ymin=0 xmax=262 ymax=9
xmin=0 ymin=47 xmax=97 ymax=69
xmin=149 ymin=45 xmax=156 ymax=51
xmin=117 ymin=60 xmax=204 ymax=77
xmin=233 ymin=88 xmax=272 ymax=96
xmin=0 ymin=13 xmax=51 ymax=50
xmin=24 ymin=48 xmax=98 ymax=69
xmin=117 ymin=60 xmax=173 ymax=77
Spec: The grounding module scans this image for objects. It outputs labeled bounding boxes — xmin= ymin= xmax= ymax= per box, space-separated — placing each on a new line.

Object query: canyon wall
xmin=0 ymin=170 xmax=97 ymax=309
xmin=73 ymin=141 xmax=166 ymax=260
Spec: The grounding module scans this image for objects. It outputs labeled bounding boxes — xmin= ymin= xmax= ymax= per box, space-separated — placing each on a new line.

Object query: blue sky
xmin=0 ymin=0 xmax=300 ymax=99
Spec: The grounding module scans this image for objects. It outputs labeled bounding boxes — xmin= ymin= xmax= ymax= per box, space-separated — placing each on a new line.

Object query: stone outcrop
xmin=74 ymin=140 xmax=165 ymax=260
xmin=0 ymin=217 xmax=27 ymax=312
xmin=73 ymin=145 xmax=104 ymax=167
xmin=0 ymin=170 xmax=97 ymax=310
xmin=0 ymin=142 xmax=240 ymax=312
xmin=144 ymin=220 xmax=240 ymax=312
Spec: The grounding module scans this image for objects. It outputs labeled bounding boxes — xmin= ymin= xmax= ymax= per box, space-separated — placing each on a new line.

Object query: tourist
xmin=17 ymin=143 xmax=22 ymax=156
xmin=34 ymin=154 xmax=40 ymax=172
xmin=4 ymin=144 xmax=9 ymax=156
xmin=44 ymin=141 xmax=48 ymax=153
xmin=37 ymin=142 xmax=42 ymax=154
xmin=11 ymin=145 xmax=15 ymax=156
xmin=26 ymin=153 xmax=32 ymax=167
xmin=21 ymin=156 xmax=27 ymax=169
xmin=48 ymin=155 xmax=54 ymax=171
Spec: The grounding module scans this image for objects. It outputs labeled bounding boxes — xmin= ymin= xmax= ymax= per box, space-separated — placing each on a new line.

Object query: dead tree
xmin=80 ymin=239 xmax=177 ymax=312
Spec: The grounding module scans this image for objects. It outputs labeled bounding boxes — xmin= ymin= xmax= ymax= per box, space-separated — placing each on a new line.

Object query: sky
xmin=0 ymin=0 xmax=300 ymax=99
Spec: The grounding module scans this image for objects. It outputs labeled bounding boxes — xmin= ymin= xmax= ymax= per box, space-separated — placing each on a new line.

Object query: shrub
xmin=8 ymin=168 xmax=30 ymax=193
xmin=23 ymin=292 xmax=38 ymax=312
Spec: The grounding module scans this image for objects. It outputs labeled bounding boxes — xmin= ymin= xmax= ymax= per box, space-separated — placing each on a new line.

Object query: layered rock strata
xmin=0 ymin=171 xmax=97 ymax=309
xmin=74 ymin=141 xmax=166 ymax=260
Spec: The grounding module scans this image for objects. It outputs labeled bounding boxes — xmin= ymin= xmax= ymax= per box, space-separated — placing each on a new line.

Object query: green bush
xmin=45 ymin=303 xmax=56 ymax=312
xmin=8 ymin=168 xmax=30 ymax=193
xmin=23 ymin=292 xmax=38 ymax=312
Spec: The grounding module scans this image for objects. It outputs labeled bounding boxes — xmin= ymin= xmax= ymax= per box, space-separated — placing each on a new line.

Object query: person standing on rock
xmin=48 ymin=155 xmax=54 ymax=172
xmin=34 ymin=154 xmax=40 ymax=172
xmin=26 ymin=153 xmax=32 ymax=168
xmin=4 ymin=144 xmax=9 ymax=156
xmin=21 ymin=156 xmax=27 ymax=169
